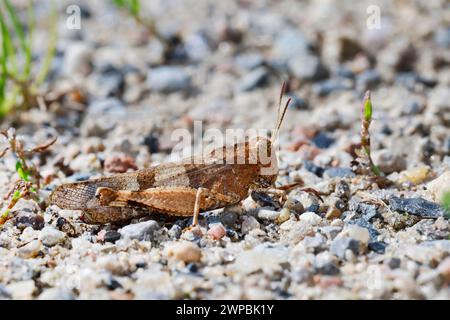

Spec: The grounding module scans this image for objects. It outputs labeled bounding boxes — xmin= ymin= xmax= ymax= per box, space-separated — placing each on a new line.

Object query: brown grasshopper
xmin=50 ymin=85 xmax=292 ymax=226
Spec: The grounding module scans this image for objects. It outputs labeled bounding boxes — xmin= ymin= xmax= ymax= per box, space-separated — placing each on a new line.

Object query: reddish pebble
xmin=297 ymin=144 xmax=321 ymax=160
xmin=97 ymin=229 xmax=106 ymax=242
xmin=104 ymin=154 xmax=138 ymax=173
xmin=207 ymin=223 xmax=226 ymax=240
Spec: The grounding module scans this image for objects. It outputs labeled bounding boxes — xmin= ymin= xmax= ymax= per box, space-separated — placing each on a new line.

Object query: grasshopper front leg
xmin=96 ymin=186 xmax=240 ymax=226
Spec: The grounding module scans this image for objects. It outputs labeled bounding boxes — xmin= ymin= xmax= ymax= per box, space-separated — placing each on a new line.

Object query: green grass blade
xmin=4 ymin=0 xmax=32 ymax=79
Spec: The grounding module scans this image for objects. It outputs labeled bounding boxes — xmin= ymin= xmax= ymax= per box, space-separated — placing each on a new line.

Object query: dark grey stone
xmin=389 ymin=197 xmax=445 ymax=219
xmin=104 ymin=230 xmax=121 ymax=243
xmin=303 ymin=160 xmax=324 ymax=177
xmin=323 ymin=167 xmax=356 ymax=179
xmin=311 ymin=132 xmax=335 ymax=149
xmin=368 ymin=241 xmax=386 ymax=254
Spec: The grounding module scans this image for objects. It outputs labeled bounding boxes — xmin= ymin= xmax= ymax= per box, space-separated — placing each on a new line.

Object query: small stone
xmin=356 ymin=69 xmax=381 ymax=90
xmin=434 ymin=27 xmax=450 ymax=48
xmin=257 ymin=208 xmax=280 ymax=221
xmin=119 ymin=220 xmax=159 ymax=241
xmin=299 ymin=211 xmax=322 ymax=225
xmin=437 ymin=257 xmax=450 ymax=281
xmin=232 ymin=244 xmax=288 ymax=275
xmin=314 ymin=252 xmax=340 ymax=275
xmin=235 ymin=52 xmax=264 ymax=70
xmin=303 ymin=160 xmax=324 ymax=177
xmin=104 ymin=154 xmax=138 ymax=173
xmin=17 ymin=240 xmax=41 ymax=259
xmin=220 ymin=211 xmax=237 ymax=227
xmin=323 ymin=167 xmax=356 ymax=179
xmin=276 ymin=208 xmax=291 ymax=224
xmin=207 ymin=223 xmax=226 ymax=240
xmin=147 ymin=66 xmax=191 ymax=93
xmin=302 ymin=234 xmax=326 ymax=252
xmin=397 ymin=166 xmax=430 ymax=185
xmin=288 ymin=54 xmax=328 ymax=81
xmin=241 ymin=216 xmax=260 ymax=234
xmin=427 ymin=171 xmax=450 ymax=203
xmin=39 ymin=226 xmax=66 ymax=247
xmin=104 ymin=230 xmax=121 ymax=243
xmin=386 ymin=257 xmax=401 ymax=269
xmin=339 ymin=225 xmax=370 ymax=247
xmin=284 ymin=198 xmax=305 ymax=214
xmin=390 ymin=197 xmax=445 ymax=219
xmin=14 ymin=214 xmax=44 ymax=231
xmin=6 ymin=280 xmax=36 ymax=299
xmin=251 ymin=191 xmax=281 ymax=209
xmin=372 ymin=150 xmax=407 ymax=174
xmin=235 ymin=67 xmax=268 ymax=92
xmin=330 ymin=237 xmax=360 ymax=259
xmin=312 ymin=78 xmax=352 ymax=96
xmin=348 ymin=218 xmax=379 ymax=243
xmin=335 ymin=180 xmax=351 ymax=199
xmin=168 ymin=224 xmax=182 ymax=239
xmin=38 ymin=287 xmax=74 ymax=300
xmin=326 ymin=206 xmax=342 ymax=219
xmin=62 ymin=42 xmax=93 ymax=76
xmin=311 ymin=132 xmax=335 ymax=149
xmin=319 ymin=226 xmax=342 ymax=240
xmin=166 ymin=241 xmax=202 ymax=263
xmin=368 ymin=241 xmax=387 ymax=254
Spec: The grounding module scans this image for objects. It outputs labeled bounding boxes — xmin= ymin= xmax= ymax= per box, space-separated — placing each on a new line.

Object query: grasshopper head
xmin=248 ymin=136 xmax=278 ymax=187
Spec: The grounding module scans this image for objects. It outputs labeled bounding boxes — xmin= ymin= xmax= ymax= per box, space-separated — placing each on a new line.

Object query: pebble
xmin=62 ymin=42 xmax=93 ymax=76
xmin=356 ymin=69 xmax=381 ymax=90
xmin=288 ymin=55 xmax=328 ymax=81
xmin=323 ymin=167 xmax=356 ymax=179
xmin=437 ymin=257 xmax=450 ymax=281
xmin=330 ymin=237 xmax=360 ymax=259
xmin=276 ymin=208 xmax=291 ymax=224
xmin=104 ymin=230 xmax=121 ymax=244
xmin=312 ymin=78 xmax=352 ymax=96
xmin=339 ymin=225 xmax=370 ymax=247
xmin=319 ymin=226 xmax=342 ymax=240
xmin=348 ymin=218 xmax=379 ymax=243
xmin=232 ymin=244 xmax=288 ymax=275
xmin=207 ymin=223 xmax=227 ymax=240
xmin=397 ymin=166 xmax=430 ymax=185
xmin=104 ymin=154 xmax=138 ymax=173
xmin=38 ymin=288 xmax=74 ymax=300
xmin=39 ymin=227 xmax=66 ymax=247
xmin=147 ymin=66 xmax=191 ymax=93
xmin=368 ymin=241 xmax=387 ymax=254
xmin=311 ymin=132 xmax=335 ymax=149
xmin=14 ymin=214 xmax=45 ymax=231
xmin=284 ymin=198 xmax=305 ymax=214
xmin=372 ymin=150 xmax=407 ymax=174
xmin=166 ymin=241 xmax=202 ymax=263
xmin=235 ymin=52 xmax=264 ymax=70
xmin=168 ymin=225 xmax=182 ymax=239
xmin=241 ymin=216 xmax=261 ymax=234
xmin=326 ymin=206 xmax=342 ymax=219
xmin=17 ymin=240 xmax=42 ymax=259
xmin=6 ymin=280 xmax=36 ymax=300
xmin=390 ymin=197 xmax=445 ymax=219
xmin=235 ymin=67 xmax=268 ymax=92
xmin=426 ymin=171 xmax=450 ymax=202
xmin=299 ymin=211 xmax=322 ymax=226
xmin=257 ymin=208 xmax=281 ymax=221
xmin=119 ymin=220 xmax=159 ymax=241
xmin=303 ymin=160 xmax=324 ymax=177
xmin=434 ymin=27 xmax=450 ymax=48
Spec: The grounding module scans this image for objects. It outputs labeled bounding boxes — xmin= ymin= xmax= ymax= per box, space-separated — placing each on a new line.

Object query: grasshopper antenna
xmin=272 ymin=82 xmax=291 ymax=143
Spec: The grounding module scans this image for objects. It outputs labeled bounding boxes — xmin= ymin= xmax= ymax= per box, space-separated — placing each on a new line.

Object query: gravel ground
xmin=0 ymin=0 xmax=449 ymax=300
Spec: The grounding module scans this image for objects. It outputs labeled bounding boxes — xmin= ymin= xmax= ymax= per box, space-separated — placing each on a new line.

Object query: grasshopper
xmin=50 ymin=84 xmax=292 ymax=225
